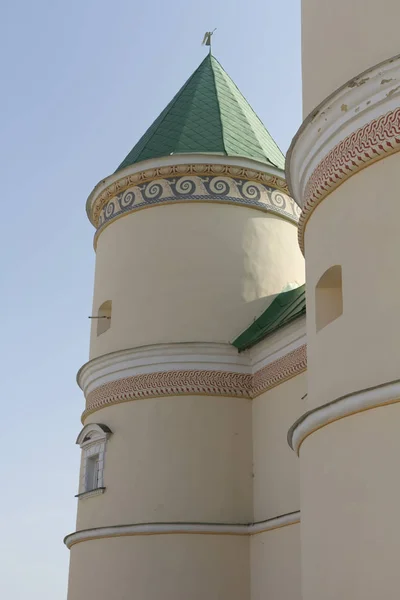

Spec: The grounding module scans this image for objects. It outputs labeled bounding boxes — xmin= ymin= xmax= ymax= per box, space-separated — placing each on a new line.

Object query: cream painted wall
xmin=252 ymin=373 xmax=305 ymax=521
xmin=302 ymin=0 xmax=400 ymax=115
xmin=89 ymin=203 xmax=304 ymax=359
xmin=76 ymin=395 xmax=252 ymax=531
xmin=67 ymin=535 xmax=250 ymax=600
xmin=300 ymin=402 xmax=400 ymax=600
xmin=304 ymin=155 xmax=400 ymax=410
xmin=251 ymin=524 xmax=301 ymax=600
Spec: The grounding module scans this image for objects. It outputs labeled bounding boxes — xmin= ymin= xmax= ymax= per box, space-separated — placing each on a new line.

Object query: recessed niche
xmin=315 ymin=266 xmax=343 ymax=331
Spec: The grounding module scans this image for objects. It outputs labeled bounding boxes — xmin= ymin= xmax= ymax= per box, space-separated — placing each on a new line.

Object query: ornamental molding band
xmin=94 ymin=173 xmax=299 ymax=244
xmin=78 ymin=343 xmax=252 ymax=396
xmin=64 ymin=511 xmax=300 ymax=548
xmin=84 ymin=370 xmax=252 ymax=419
xmin=288 ymin=378 xmax=400 ymax=455
xmin=86 ymin=155 xmax=292 ymax=229
xmin=252 ymin=345 xmax=306 ymax=397
xmin=286 ymin=53 xmax=400 ymax=252
xmin=79 ymin=341 xmax=307 ymax=420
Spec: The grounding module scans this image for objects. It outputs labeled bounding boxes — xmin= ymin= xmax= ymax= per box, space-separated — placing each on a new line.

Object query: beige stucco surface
xmin=89 ymin=203 xmax=304 ymax=359
xmin=76 ymin=395 xmax=252 ymax=530
xmin=300 ymin=403 xmax=400 ymax=600
xmin=67 ymin=535 xmax=250 ymax=600
xmin=302 ymin=0 xmax=400 ymax=115
xmin=252 ymin=373 xmax=305 ymax=521
xmin=251 ymin=524 xmax=301 ymax=600
xmin=304 ymin=155 xmax=400 ymax=410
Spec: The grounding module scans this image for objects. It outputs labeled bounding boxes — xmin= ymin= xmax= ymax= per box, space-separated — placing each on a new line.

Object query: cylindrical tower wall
xmin=302 ymin=0 xmax=400 ymax=115
xmin=289 ymin=3 xmax=400 ymax=599
xmin=67 ymin=535 xmax=250 ymax=600
xmin=67 ymin=156 xmax=304 ymax=600
xmin=305 ymin=155 xmax=400 ymax=410
xmin=89 ymin=202 xmax=304 ymax=359
xmin=75 ymin=396 xmax=253 ymax=531
xmin=300 ymin=403 xmax=400 ymax=600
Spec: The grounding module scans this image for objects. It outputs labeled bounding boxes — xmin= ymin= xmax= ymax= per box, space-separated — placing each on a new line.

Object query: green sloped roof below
xmin=116 ymin=54 xmax=285 ymax=172
xmin=232 ymin=285 xmax=306 ymax=352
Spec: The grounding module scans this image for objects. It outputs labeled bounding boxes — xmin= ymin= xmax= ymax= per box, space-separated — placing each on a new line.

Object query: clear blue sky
xmin=1 ymin=1 xmax=301 ymax=597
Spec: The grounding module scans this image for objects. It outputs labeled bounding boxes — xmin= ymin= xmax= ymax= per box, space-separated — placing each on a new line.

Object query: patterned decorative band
xmin=286 ymin=53 xmax=400 ymax=253
xmin=83 ymin=345 xmax=306 ymax=420
xmin=252 ymin=345 xmax=307 ymax=396
xmin=89 ymin=163 xmax=291 ymax=228
xmin=64 ymin=511 xmax=301 ymax=548
xmin=95 ymin=174 xmax=300 ymax=242
xmin=298 ymin=107 xmax=400 ymax=251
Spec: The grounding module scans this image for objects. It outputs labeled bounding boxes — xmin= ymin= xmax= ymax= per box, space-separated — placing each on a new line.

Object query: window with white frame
xmin=75 ymin=423 xmax=112 ymax=498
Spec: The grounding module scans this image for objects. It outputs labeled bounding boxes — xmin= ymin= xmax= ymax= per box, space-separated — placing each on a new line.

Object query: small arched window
xmin=75 ymin=423 xmax=112 ymax=499
xmin=315 ymin=265 xmax=343 ymax=331
xmin=97 ymin=301 xmax=112 ymax=336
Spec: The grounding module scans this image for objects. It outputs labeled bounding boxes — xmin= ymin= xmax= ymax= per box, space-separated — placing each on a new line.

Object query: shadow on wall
xmin=90 ymin=205 xmax=305 ymax=350
xmin=315 ymin=265 xmax=342 ymax=332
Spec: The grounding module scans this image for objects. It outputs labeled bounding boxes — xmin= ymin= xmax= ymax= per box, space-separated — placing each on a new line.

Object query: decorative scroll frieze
xmin=252 ymin=345 xmax=307 ymax=396
xmin=94 ymin=173 xmax=300 ymax=242
xmin=84 ymin=369 xmax=252 ymax=418
xmin=88 ymin=161 xmax=291 ymax=229
xmin=286 ymin=53 xmax=400 ymax=252
xmin=80 ymin=342 xmax=307 ymax=420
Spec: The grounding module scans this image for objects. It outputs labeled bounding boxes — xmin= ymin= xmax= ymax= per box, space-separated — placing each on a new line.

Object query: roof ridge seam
xmin=210 ymin=56 xmax=227 ymax=157
xmin=212 ymin=56 xmax=284 ymax=168
xmin=122 ymin=56 xmax=210 ymax=168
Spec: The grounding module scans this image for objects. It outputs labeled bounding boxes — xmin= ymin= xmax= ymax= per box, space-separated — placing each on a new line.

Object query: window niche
xmin=315 ymin=265 xmax=343 ymax=332
xmin=97 ymin=301 xmax=112 ymax=336
xmin=75 ymin=423 xmax=112 ymax=499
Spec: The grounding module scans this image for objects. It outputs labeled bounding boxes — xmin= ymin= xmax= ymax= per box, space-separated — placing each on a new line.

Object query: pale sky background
xmin=1 ymin=1 xmax=301 ymax=597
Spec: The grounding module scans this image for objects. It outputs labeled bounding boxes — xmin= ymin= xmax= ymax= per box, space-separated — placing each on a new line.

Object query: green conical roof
xmin=116 ymin=54 xmax=285 ymax=172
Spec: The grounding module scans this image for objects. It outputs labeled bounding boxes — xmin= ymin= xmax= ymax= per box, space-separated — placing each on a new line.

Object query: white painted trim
xmin=287 ymin=53 xmax=400 ymax=207
xmin=249 ymin=512 xmax=300 ymax=534
xmin=78 ymin=343 xmax=251 ymax=396
xmin=64 ymin=511 xmax=300 ymax=548
xmin=288 ymin=379 xmax=400 ymax=455
xmin=77 ymin=330 xmax=307 ymax=398
xmin=75 ymin=488 xmax=106 ymax=500
xmin=76 ymin=424 xmax=112 ymax=494
xmin=87 ymin=154 xmax=285 ymax=218
xmin=249 ymin=318 xmax=306 ymax=373
xmin=76 ymin=423 xmax=112 ymax=446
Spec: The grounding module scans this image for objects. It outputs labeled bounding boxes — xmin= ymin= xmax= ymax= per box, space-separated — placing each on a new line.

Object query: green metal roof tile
xmin=232 ymin=285 xmax=306 ymax=352
xmin=115 ymin=54 xmax=285 ymax=172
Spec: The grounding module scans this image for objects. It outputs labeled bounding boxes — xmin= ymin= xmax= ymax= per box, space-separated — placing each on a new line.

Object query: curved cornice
xmin=87 ymin=154 xmax=288 ymax=227
xmin=79 ymin=340 xmax=307 ymax=420
xmin=77 ymin=343 xmax=250 ymax=397
xmin=94 ymin=172 xmax=299 ymax=248
xmin=286 ymin=53 xmax=400 ymax=252
xmin=64 ymin=511 xmax=300 ymax=548
xmin=288 ymin=379 xmax=400 ymax=455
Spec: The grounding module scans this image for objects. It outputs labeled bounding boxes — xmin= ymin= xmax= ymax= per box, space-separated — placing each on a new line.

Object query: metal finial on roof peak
xmin=202 ymin=29 xmax=216 ymax=53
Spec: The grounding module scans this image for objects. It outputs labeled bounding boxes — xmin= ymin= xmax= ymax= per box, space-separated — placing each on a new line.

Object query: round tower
xmin=287 ymin=2 xmax=400 ymax=599
xmin=65 ymin=53 xmax=304 ymax=600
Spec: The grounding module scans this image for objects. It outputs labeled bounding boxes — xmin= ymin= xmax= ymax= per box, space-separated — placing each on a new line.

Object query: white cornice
xmin=87 ymin=154 xmax=286 ymax=219
xmin=287 ymin=52 xmax=400 ymax=208
xmin=249 ymin=317 xmax=306 ymax=374
xmin=75 ymin=488 xmax=105 ymax=501
xmin=288 ymin=379 xmax=400 ymax=455
xmin=78 ymin=343 xmax=250 ymax=397
xmin=64 ymin=511 xmax=300 ymax=548
xmin=78 ymin=328 xmax=307 ymax=399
